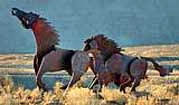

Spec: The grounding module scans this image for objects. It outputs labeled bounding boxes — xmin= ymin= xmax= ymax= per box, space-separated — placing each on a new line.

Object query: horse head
xmin=83 ymin=34 xmax=124 ymax=60
xmin=12 ymin=8 xmax=59 ymax=55
xmin=88 ymin=49 xmax=106 ymax=73
xmin=11 ymin=8 xmax=39 ymax=29
xmin=83 ymin=36 xmax=98 ymax=51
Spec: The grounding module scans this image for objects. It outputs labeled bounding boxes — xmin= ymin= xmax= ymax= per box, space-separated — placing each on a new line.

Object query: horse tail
xmin=140 ymin=56 xmax=161 ymax=69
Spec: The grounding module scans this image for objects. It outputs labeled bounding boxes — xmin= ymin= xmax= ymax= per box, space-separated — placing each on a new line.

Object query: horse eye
xmin=84 ymin=40 xmax=87 ymax=43
xmin=26 ymin=20 xmax=29 ymax=24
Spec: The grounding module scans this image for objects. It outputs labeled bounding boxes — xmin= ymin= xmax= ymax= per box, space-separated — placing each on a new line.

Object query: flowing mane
xmin=94 ymin=34 xmax=118 ymax=50
xmin=85 ymin=34 xmax=122 ymax=59
xmin=32 ymin=18 xmax=60 ymax=56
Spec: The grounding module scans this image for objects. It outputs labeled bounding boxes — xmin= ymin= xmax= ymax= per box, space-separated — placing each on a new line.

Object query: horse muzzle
xmin=11 ymin=8 xmax=27 ymax=18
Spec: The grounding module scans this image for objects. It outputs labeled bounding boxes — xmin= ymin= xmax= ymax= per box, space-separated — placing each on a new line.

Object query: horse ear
xmin=91 ymin=36 xmax=94 ymax=40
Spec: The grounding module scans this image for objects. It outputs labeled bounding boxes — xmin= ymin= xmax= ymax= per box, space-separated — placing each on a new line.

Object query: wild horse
xmin=83 ymin=35 xmax=172 ymax=93
xmin=11 ymin=8 xmax=105 ymax=91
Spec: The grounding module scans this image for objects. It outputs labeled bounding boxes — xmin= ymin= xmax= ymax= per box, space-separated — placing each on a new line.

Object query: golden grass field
xmin=0 ymin=44 xmax=179 ymax=105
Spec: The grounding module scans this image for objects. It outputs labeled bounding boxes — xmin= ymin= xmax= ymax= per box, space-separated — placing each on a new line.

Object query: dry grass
xmin=0 ymin=75 xmax=178 ymax=105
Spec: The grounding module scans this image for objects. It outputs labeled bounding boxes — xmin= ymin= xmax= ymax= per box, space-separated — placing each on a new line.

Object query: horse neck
xmin=100 ymin=48 xmax=120 ymax=61
xmin=31 ymin=18 xmax=59 ymax=56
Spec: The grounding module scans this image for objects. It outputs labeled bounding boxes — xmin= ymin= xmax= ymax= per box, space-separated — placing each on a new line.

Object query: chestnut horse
xmin=84 ymin=35 xmax=172 ymax=93
xmin=11 ymin=8 xmax=105 ymax=92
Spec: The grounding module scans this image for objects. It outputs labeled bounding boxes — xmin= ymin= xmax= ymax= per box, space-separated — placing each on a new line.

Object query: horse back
xmin=55 ymin=48 xmax=76 ymax=68
xmin=105 ymin=54 xmax=135 ymax=74
xmin=41 ymin=48 xmax=76 ymax=73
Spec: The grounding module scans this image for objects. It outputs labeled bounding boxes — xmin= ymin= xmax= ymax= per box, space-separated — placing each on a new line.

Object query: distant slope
xmin=0 ymin=44 xmax=178 ymax=74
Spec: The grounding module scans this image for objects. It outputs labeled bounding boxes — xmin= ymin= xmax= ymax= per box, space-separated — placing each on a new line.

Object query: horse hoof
xmin=39 ymin=87 xmax=48 ymax=92
xmin=130 ymin=91 xmax=136 ymax=95
xmin=60 ymin=85 xmax=67 ymax=90
xmin=43 ymin=88 xmax=48 ymax=92
xmin=94 ymin=94 xmax=104 ymax=100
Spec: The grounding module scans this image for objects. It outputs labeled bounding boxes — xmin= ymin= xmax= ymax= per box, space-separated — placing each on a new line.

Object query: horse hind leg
xmin=63 ymin=71 xmax=85 ymax=96
xmin=61 ymin=70 xmax=84 ymax=89
xmin=130 ymin=77 xmax=141 ymax=92
xmin=119 ymin=75 xmax=132 ymax=93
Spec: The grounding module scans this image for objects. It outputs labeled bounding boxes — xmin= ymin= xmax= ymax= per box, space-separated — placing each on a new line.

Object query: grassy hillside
xmin=0 ymin=44 xmax=179 ymax=105
xmin=0 ymin=44 xmax=179 ymax=74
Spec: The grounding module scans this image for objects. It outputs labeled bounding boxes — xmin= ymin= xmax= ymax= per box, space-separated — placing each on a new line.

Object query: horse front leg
xmin=88 ymin=75 xmax=99 ymax=89
xmin=36 ymin=70 xmax=48 ymax=92
xmin=36 ymin=71 xmax=47 ymax=91
xmin=36 ymin=59 xmax=48 ymax=91
xmin=33 ymin=55 xmax=43 ymax=75
xmin=33 ymin=55 xmax=38 ymax=75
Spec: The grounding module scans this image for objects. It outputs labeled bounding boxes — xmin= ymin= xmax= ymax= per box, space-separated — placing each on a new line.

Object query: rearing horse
xmin=11 ymin=8 xmax=105 ymax=91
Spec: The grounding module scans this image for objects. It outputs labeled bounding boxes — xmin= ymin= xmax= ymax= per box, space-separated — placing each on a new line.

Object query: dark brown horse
xmin=11 ymin=8 xmax=105 ymax=92
xmin=84 ymin=35 xmax=172 ymax=93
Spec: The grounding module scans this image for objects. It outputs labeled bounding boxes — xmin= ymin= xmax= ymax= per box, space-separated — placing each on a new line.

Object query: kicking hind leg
xmin=61 ymin=70 xmax=85 ymax=89
xmin=63 ymin=70 xmax=86 ymax=96
xmin=62 ymin=51 xmax=90 ymax=90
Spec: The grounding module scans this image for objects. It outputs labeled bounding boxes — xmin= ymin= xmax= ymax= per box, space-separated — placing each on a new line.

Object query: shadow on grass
xmin=131 ymin=91 xmax=151 ymax=98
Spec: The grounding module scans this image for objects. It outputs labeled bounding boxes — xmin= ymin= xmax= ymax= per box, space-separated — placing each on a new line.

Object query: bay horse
xmin=83 ymin=34 xmax=172 ymax=93
xmin=11 ymin=8 xmax=105 ymax=92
